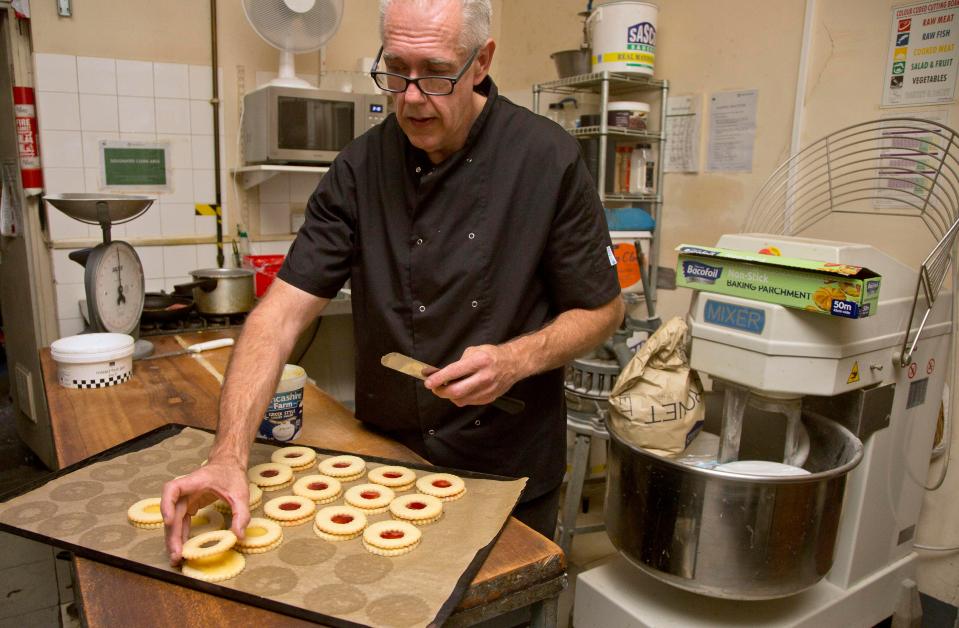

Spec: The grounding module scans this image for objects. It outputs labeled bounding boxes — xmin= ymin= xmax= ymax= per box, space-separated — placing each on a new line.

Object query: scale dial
xmin=85 ymin=241 xmax=145 ymax=334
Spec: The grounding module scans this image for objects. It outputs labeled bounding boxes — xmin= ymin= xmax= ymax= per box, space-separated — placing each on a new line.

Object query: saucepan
xmin=174 ymin=268 xmax=255 ymax=315
xmin=141 ymin=292 xmax=194 ymax=323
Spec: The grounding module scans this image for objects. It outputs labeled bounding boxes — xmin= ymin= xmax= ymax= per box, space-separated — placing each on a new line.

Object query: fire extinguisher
xmin=13 ymin=86 xmax=43 ymax=196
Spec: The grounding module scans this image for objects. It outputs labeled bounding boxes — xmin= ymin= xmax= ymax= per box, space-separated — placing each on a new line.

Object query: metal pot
xmin=175 ymin=268 xmax=254 ymax=315
xmin=605 ymin=411 xmax=863 ymax=600
xmin=141 ymin=292 xmax=194 ymax=323
xmin=551 ymin=48 xmax=591 ymax=79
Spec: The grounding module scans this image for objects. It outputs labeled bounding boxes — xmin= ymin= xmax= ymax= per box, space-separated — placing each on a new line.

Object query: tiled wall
xmin=33 ymin=54 xmax=314 ymax=337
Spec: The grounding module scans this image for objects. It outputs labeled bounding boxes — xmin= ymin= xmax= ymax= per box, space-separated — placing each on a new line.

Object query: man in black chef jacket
xmin=162 ymin=0 xmax=623 ymax=562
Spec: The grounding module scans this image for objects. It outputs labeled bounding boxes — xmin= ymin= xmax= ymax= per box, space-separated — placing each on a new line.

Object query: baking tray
xmin=0 ymin=424 xmax=527 ymax=628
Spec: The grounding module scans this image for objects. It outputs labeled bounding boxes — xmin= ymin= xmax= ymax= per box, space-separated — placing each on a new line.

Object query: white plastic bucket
xmin=589 ymin=1 xmax=658 ymax=75
xmin=258 ymin=364 xmax=307 ymax=442
xmin=50 ymin=333 xmax=134 ymax=389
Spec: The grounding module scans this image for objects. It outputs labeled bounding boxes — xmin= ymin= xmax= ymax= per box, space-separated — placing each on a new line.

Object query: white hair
xmin=379 ymin=0 xmax=492 ymax=53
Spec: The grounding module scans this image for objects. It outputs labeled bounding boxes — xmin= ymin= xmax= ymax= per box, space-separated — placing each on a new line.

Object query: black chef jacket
xmin=278 ymin=76 xmax=620 ymax=499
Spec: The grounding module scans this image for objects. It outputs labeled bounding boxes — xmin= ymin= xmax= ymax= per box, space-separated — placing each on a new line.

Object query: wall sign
xmin=882 ymin=0 xmax=959 ymax=107
xmin=99 ymin=141 xmax=171 ymax=191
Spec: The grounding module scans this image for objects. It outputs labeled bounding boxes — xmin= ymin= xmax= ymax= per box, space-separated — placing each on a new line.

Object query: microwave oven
xmin=242 ymin=86 xmax=389 ymax=164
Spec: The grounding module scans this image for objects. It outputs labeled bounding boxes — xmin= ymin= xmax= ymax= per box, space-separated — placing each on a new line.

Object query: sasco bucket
xmin=258 ymin=364 xmax=307 ymax=442
xmin=589 ymin=1 xmax=658 ymax=75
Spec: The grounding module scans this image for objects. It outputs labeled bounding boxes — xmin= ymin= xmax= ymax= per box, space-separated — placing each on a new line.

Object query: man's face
xmin=382 ymin=0 xmax=488 ymax=163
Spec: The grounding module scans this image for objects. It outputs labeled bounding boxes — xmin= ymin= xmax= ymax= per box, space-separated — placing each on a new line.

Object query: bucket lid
xmin=51 ymin=333 xmax=135 ymax=362
xmin=608 ymin=101 xmax=651 ymax=112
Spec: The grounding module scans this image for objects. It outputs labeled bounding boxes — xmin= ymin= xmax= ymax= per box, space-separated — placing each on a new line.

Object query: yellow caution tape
xmin=194 ymin=203 xmax=221 ymax=217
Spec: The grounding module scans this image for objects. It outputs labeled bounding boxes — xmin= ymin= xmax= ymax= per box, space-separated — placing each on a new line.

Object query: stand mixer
xmin=575 ymin=118 xmax=959 ymax=626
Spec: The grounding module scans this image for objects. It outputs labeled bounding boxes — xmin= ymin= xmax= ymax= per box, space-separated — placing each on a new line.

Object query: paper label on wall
xmin=881 ymin=1 xmax=959 ymax=107
xmin=706 ymin=90 xmax=758 ymax=173
xmin=664 ymin=94 xmax=701 ymax=173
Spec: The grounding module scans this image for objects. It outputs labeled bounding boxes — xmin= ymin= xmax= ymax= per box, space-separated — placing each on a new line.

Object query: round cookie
xmin=367 ymin=465 xmax=417 ymax=491
xmin=313 ymin=505 xmax=368 ymax=541
xmin=189 ymin=505 xmax=224 ymax=536
xmin=362 ymin=520 xmax=422 ymax=557
xmin=344 ymin=483 xmax=395 ymax=514
xmin=235 ymin=517 xmax=283 ymax=554
xmin=271 ymin=446 xmax=317 ymax=472
xmin=263 ymin=495 xmax=316 ymax=527
xmin=182 ymin=550 xmax=246 ymax=582
xmin=416 ymin=473 xmax=467 ymax=501
xmin=292 ymin=474 xmax=342 ymax=504
xmin=248 ymin=463 xmax=294 ymax=492
xmin=317 ymin=455 xmax=366 ymax=481
xmin=127 ymin=497 xmax=164 ymax=529
xmin=389 ymin=493 xmax=443 ymax=526
xmin=182 ymin=530 xmax=237 ymax=562
xmin=213 ymin=483 xmax=263 ymax=514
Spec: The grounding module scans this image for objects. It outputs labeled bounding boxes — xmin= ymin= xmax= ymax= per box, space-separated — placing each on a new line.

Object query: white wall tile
xmin=134 ymin=245 xmax=164 ymax=279
xmin=118 ymin=132 xmax=157 ymax=143
xmin=258 ymin=173 xmax=289 ymax=203
xmin=155 ymin=99 xmax=191 ymax=134
xmin=196 ymin=243 xmax=219 ymax=269
xmin=34 ymin=53 xmax=77 ymax=92
xmin=162 ymin=244 xmax=198 ymax=277
xmin=164 ymin=170 xmax=195 ymax=204
xmin=37 ymin=92 xmax=81 ymax=131
xmin=58 ymin=318 xmax=85 ymax=338
xmin=79 ymin=94 xmax=119 ymax=132
xmin=82 ymin=131 xmax=119 ymax=167
xmin=254 ymin=240 xmax=294 ymax=256
xmin=290 ymin=173 xmax=320 ymax=203
xmin=260 ymin=202 xmax=292 ymax=235
xmin=145 ymin=278 xmax=164 ymax=293
xmin=116 ymin=60 xmax=154 ymax=97
xmin=154 ymin=63 xmax=190 ymax=99
xmin=48 ymin=206 xmax=90 ymax=240
xmin=195 ymin=214 xmax=217 ymax=236
xmin=51 ymin=249 xmax=85 ymax=284
xmin=118 ymin=96 xmax=156 ymax=133
xmin=83 ymin=167 xmax=102 ymax=195
xmin=56 ymin=283 xmax=87 ymax=319
xmin=38 ymin=130 xmax=83 ymax=168
xmin=190 ymin=134 xmax=214 ymax=170
xmin=190 ymin=100 xmax=214 ymax=135
xmin=189 ymin=65 xmax=212 ymax=101
xmin=160 ymin=202 xmax=196 ymax=236
xmin=193 ymin=169 xmax=215 ymax=204
xmin=76 ymin=57 xmax=116 ymax=95
xmin=43 ymin=166 xmax=85 ymax=194
xmin=157 ymin=134 xmax=192 ymax=170
xmin=125 ymin=204 xmax=162 ymax=238
xmin=164 ymin=276 xmax=193 ymax=292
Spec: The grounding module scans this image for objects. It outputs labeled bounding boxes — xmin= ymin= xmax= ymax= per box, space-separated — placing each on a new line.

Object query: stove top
xmin=139 ymin=311 xmax=248 ymax=336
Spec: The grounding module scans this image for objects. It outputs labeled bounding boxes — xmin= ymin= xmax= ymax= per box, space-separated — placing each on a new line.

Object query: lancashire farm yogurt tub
xmin=51 ymin=333 xmax=135 ymax=389
xmin=258 ymin=364 xmax=308 ymax=442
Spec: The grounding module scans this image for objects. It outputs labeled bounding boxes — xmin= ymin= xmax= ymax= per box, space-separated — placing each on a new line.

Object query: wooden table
xmin=40 ymin=329 xmax=566 ymax=627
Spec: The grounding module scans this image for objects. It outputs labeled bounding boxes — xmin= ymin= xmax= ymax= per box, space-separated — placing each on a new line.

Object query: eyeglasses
xmin=369 ymin=46 xmax=480 ymax=96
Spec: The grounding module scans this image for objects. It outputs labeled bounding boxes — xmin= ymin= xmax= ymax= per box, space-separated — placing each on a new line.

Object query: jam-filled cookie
xmin=317 ymin=455 xmax=366 ymax=481
xmin=127 ymin=497 xmax=164 ymax=529
xmin=313 ymin=505 xmax=368 ymax=541
xmin=248 ymin=462 xmax=294 ymax=491
xmin=235 ymin=517 xmax=283 ymax=554
xmin=416 ymin=473 xmax=466 ymax=501
xmin=292 ymin=474 xmax=342 ymax=504
xmin=344 ymin=483 xmax=395 ymax=514
xmin=367 ymin=465 xmax=417 ymax=491
xmin=263 ymin=495 xmax=316 ymax=527
xmin=389 ymin=493 xmax=443 ymax=526
xmin=362 ymin=520 xmax=422 ymax=557
xmin=271 ymin=446 xmax=317 ymax=472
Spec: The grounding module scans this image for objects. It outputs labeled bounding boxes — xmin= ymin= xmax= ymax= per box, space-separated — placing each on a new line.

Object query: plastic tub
xmin=589 ymin=1 xmax=658 ymax=75
xmin=259 ymin=364 xmax=308 ymax=442
xmin=50 ymin=333 xmax=134 ymax=389
xmin=607 ymin=101 xmax=650 ymax=130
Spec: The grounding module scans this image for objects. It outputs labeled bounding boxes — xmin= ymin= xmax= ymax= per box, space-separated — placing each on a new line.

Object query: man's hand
xmin=424 ymin=344 xmax=520 ymax=407
xmin=160 ymin=461 xmax=250 ymax=566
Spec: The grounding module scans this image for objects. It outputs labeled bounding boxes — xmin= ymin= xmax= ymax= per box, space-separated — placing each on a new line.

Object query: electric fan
xmin=242 ymin=0 xmax=344 ymax=88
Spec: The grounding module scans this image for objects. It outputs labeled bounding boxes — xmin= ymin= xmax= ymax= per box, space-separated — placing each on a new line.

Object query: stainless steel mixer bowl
xmin=605 ymin=411 xmax=863 ymax=600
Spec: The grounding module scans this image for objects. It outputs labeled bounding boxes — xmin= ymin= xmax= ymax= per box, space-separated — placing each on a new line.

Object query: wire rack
xmin=742 ymin=117 xmax=959 ymax=366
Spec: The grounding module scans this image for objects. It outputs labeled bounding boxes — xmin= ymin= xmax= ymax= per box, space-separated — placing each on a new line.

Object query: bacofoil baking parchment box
xmin=675 ymin=244 xmax=882 ymax=318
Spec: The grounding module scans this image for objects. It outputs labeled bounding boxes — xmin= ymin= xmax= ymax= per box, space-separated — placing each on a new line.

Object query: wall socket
xmin=14 ymin=363 xmax=37 ymax=423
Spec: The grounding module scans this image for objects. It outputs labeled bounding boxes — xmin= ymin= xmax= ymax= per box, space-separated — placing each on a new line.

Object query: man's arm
xmin=424 ymin=295 xmax=624 ymax=406
xmin=161 ymin=279 xmax=328 ymax=563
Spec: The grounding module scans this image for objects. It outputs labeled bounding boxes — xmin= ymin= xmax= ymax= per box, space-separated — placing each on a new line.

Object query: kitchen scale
xmin=45 ymin=193 xmax=155 ymax=359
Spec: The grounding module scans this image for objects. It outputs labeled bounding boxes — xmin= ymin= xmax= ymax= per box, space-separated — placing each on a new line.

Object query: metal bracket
xmin=803 ymin=383 xmax=895 ymax=442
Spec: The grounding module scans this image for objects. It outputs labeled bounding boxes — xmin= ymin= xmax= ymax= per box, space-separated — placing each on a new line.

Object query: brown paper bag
xmin=608 ymin=317 xmax=705 ymax=457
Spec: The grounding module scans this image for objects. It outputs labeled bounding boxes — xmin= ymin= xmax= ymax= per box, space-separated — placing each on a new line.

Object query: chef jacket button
xmin=468 ymin=232 xmax=475 ymax=240
xmin=466 ymin=157 xmax=472 ymax=164
xmin=474 ymin=419 xmax=481 ymax=426
xmin=416 ymin=238 xmax=424 ymax=245
xmin=471 ymin=300 xmax=478 ymax=308
xmin=415 ymin=166 xmax=422 ymax=173
xmin=427 ymin=429 xmax=436 ymax=436
xmin=418 ymin=305 xmax=426 ymax=313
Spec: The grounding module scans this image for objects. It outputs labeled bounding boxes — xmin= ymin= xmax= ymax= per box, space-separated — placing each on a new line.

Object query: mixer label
xmin=703 ymin=300 xmax=765 ymax=334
